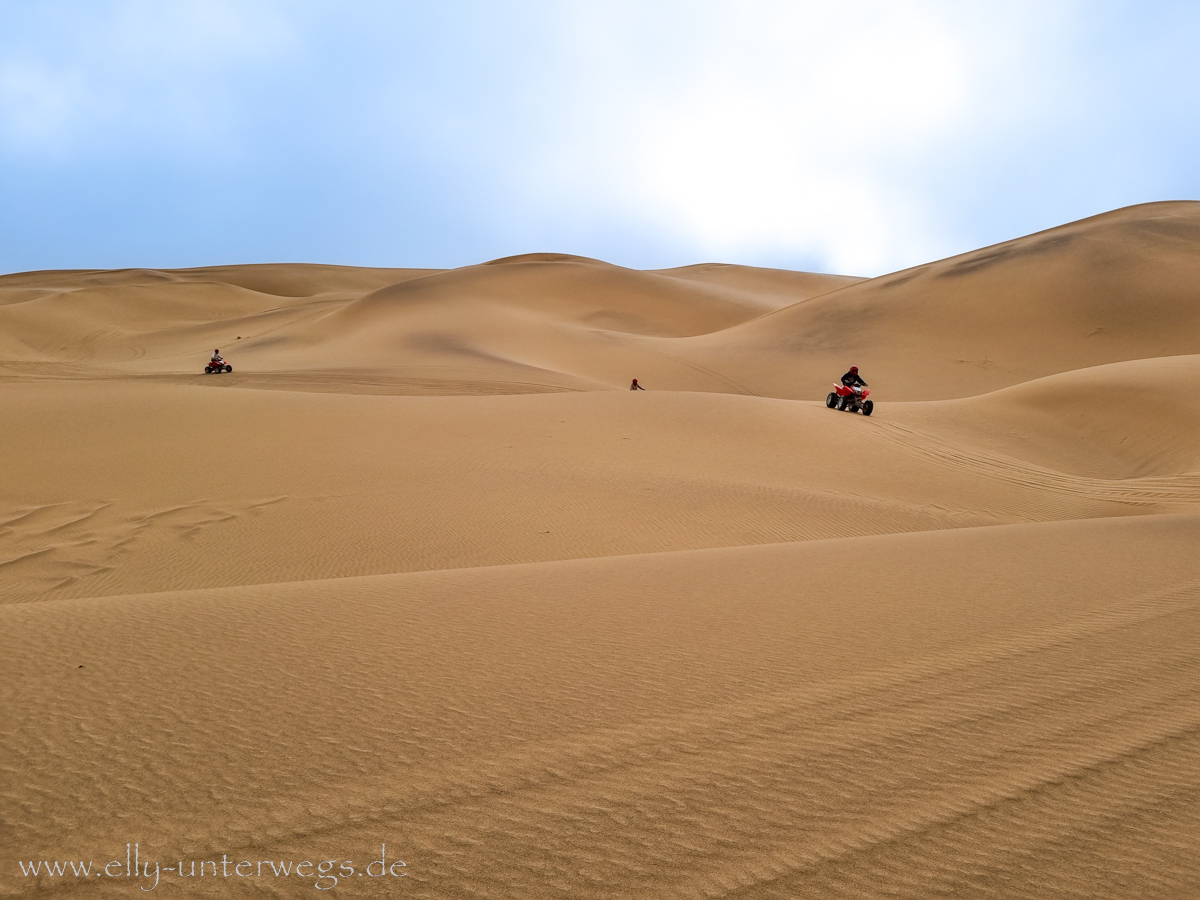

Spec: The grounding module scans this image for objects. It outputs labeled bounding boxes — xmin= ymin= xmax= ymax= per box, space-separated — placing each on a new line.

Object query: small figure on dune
xmin=630 ymin=378 xmax=646 ymax=391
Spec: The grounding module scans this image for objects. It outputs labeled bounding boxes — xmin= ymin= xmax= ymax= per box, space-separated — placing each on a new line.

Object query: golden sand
xmin=4 ymin=201 xmax=1200 ymax=898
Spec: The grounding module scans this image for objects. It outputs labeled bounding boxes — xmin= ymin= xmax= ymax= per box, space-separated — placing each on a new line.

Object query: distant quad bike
xmin=827 ymin=383 xmax=873 ymax=416
xmin=205 ymin=359 xmax=233 ymax=374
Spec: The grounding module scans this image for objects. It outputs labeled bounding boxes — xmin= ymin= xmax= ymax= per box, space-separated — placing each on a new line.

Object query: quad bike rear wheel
xmin=204 ymin=365 xmax=213 ymax=374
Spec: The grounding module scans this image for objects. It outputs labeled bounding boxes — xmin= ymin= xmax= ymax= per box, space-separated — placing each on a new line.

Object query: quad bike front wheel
xmin=862 ymin=399 xmax=874 ymax=416
xmin=224 ymin=364 xmax=233 ymax=373
xmin=826 ymin=392 xmax=838 ymax=409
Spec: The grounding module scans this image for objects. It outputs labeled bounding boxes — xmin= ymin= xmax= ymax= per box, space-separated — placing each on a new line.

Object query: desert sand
xmin=3 ymin=200 xmax=1200 ymax=898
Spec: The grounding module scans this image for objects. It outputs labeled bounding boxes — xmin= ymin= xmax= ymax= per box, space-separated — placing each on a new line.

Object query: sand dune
xmin=7 ymin=517 xmax=1200 ymax=899
xmin=648 ymin=261 xmax=865 ymax=307
xmin=0 ymin=256 xmax=828 ymax=392
xmin=8 ymin=383 xmax=1196 ymax=605
xmin=5 ymin=202 xmax=1199 ymax=399
xmin=4 ymin=204 xmax=1200 ymax=899
xmin=681 ymin=200 xmax=1200 ymax=399
xmin=889 ymin=353 xmax=1200 ymax=479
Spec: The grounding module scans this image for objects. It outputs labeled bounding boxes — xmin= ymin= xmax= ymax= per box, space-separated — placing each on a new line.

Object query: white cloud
xmin=493 ymin=0 xmax=1082 ymax=273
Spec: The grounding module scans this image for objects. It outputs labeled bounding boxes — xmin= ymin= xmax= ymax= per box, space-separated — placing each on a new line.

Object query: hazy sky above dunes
xmin=2 ymin=0 xmax=1199 ymax=276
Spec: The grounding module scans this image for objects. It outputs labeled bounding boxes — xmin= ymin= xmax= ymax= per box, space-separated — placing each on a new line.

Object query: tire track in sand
xmin=867 ymin=419 xmax=1200 ymax=508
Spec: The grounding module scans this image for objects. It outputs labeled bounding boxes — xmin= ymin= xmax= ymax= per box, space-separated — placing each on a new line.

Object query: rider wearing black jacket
xmin=841 ymin=365 xmax=867 ymax=388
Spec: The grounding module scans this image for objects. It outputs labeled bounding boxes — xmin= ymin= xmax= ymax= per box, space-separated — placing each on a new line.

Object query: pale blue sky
xmin=2 ymin=0 xmax=1199 ymax=276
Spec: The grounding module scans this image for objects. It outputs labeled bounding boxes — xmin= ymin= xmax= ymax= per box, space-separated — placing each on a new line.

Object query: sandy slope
xmin=5 ymin=383 xmax=1197 ymax=605
xmin=6 ymin=518 xmax=1200 ymax=899
xmin=680 ymin=200 xmax=1200 ymax=399
xmin=4 ymin=203 xmax=1200 ymax=899
xmin=0 ymin=256 xmax=832 ymax=393
xmin=888 ymin=354 xmax=1200 ymax=479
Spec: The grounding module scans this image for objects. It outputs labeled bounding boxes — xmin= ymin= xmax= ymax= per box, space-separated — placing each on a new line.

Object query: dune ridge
xmin=4 ymin=202 xmax=1200 ymax=899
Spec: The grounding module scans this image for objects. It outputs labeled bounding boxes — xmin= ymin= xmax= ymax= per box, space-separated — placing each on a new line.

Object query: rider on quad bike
xmin=827 ymin=365 xmax=874 ymax=415
xmin=205 ymin=349 xmax=232 ymax=374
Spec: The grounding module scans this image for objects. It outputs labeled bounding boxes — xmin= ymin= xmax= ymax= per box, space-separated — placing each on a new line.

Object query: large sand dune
xmin=683 ymin=200 xmax=1200 ymax=399
xmin=4 ymin=202 xmax=1200 ymax=899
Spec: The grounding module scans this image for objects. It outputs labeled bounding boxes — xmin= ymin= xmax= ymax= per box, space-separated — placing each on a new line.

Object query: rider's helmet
xmin=849 ymin=365 xmax=858 ymax=373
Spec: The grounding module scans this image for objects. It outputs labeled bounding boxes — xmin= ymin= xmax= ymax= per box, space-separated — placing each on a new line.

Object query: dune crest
xmin=681 ymin=200 xmax=1200 ymax=399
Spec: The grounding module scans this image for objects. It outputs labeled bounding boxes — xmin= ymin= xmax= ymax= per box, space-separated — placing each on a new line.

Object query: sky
xmin=2 ymin=0 xmax=1199 ymax=277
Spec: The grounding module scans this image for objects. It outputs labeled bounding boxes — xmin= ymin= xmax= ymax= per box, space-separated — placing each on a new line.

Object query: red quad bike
xmin=204 ymin=359 xmax=233 ymax=374
xmin=827 ymin=383 xmax=873 ymax=416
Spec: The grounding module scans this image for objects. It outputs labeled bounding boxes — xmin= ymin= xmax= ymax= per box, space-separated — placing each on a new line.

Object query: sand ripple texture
xmin=5 ymin=519 xmax=1200 ymax=899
